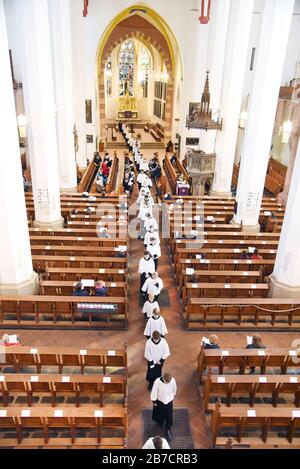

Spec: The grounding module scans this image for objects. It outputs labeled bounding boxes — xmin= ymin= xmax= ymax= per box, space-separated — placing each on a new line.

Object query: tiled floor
xmin=1 ymin=141 xmax=299 ymax=449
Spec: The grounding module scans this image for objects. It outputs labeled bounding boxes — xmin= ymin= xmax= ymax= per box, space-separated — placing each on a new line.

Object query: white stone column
xmin=179 ymin=9 xmax=209 ymax=157
xmin=233 ymin=0 xmax=295 ymax=230
xmin=199 ymin=0 xmax=231 ymax=154
xmin=48 ymin=0 xmax=77 ymax=191
xmin=71 ymin=0 xmax=87 ymax=169
xmin=18 ymin=0 xmax=63 ymax=228
xmin=210 ymin=0 xmax=254 ymax=196
xmin=269 ymin=138 xmax=300 ymax=297
xmin=0 ymin=0 xmax=38 ymax=295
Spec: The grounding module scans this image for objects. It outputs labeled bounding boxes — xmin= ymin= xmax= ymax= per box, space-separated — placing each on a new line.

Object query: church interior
xmin=1 ymin=0 xmax=300 ymax=451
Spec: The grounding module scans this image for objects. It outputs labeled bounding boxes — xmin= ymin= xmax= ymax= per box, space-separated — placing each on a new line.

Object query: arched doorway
xmin=96 ymin=6 xmax=182 ymax=143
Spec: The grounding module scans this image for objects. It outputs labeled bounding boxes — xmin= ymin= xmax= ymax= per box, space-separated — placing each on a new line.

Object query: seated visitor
xmin=240 ymin=250 xmax=250 ymax=259
xmin=73 ymin=281 xmax=89 ymax=296
xmin=95 ymin=280 xmax=108 ymax=297
xmin=251 ymin=248 xmax=263 ymax=260
xmin=246 ymin=334 xmax=266 ymax=373
xmin=203 ymin=334 xmax=220 ymax=350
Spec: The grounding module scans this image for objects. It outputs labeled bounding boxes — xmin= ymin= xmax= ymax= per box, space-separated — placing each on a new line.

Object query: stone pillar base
xmin=33 ymin=217 xmax=64 ymax=229
xmin=209 ymin=189 xmax=232 ymax=198
xmin=60 ymin=186 xmax=78 ymax=193
xmin=268 ymin=274 xmax=300 ymax=299
xmin=0 ymin=271 xmax=39 ymax=296
xmin=230 ymin=217 xmax=260 ymax=233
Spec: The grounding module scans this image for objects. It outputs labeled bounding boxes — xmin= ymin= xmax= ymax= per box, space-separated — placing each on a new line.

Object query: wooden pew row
xmin=203 ymin=373 xmax=300 ymax=411
xmin=268 ymin=157 xmax=287 ymax=177
xmin=30 ymin=236 xmax=127 ymax=247
xmin=77 ymin=161 xmax=98 ymax=193
xmin=183 ymin=283 xmax=269 ymax=303
xmin=167 ymin=205 xmax=285 ymax=215
xmin=106 ymin=155 xmax=119 ymax=194
xmin=176 ymin=259 xmax=275 ymax=280
xmin=39 ymin=280 xmax=126 ymax=297
xmin=170 ymin=232 xmax=281 ymax=255
xmin=31 ymin=245 xmax=127 ymax=258
xmin=173 ymin=238 xmax=279 ymax=250
xmin=68 ymin=214 xmax=128 ymax=222
xmin=29 ymin=228 xmax=127 ymax=238
xmin=188 ymin=298 xmax=300 ymax=330
xmin=25 ymin=193 xmax=121 ymax=200
xmin=0 ymin=374 xmax=126 ymax=407
xmin=0 ymin=296 xmax=128 ymax=329
xmin=165 ymin=195 xmax=281 ymax=204
xmin=0 ymin=405 xmax=127 ymax=448
xmin=66 ymin=221 xmax=128 ymax=231
xmin=171 ymin=223 xmax=243 ymax=233
xmin=0 ymin=345 xmax=127 ymax=374
xmin=211 ymin=404 xmax=300 ymax=448
xmin=32 ymin=255 xmax=127 ymax=271
xmin=264 ymin=173 xmax=282 ymax=196
xmin=179 ymin=270 xmax=261 ymax=289
xmin=45 ymin=268 xmax=126 ymax=282
xmin=175 ymin=247 xmax=277 ymax=263
xmin=198 ymin=347 xmax=300 ymax=382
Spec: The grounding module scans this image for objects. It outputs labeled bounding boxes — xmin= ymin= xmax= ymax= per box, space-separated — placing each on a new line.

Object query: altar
xmin=118 ymin=84 xmax=138 ymax=119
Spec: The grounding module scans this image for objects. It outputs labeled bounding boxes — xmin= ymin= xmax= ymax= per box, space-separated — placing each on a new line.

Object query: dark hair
xmin=75 ymin=281 xmax=82 ymax=292
xmin=254 ymin=248 xmax=258 ymax=254
xmin=152 ymin=436 xmax=163 ymax=449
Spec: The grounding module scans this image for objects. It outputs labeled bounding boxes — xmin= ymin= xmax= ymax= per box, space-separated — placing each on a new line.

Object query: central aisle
xmin=126 ymin=179 xmax=210 ymax=449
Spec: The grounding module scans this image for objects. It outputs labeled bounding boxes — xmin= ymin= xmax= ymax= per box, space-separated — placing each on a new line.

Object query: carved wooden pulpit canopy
xmin=186 ymin=72 xmax=222 ymax=130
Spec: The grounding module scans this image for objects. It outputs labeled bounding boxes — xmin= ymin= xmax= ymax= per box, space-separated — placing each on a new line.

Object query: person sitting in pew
xmin=246 ymin=334 xmax=266 ymax=373
xmin=144 ymin=308 xmax=168 ymax=339
xmin=0 ymin=333 xmax=21 ymax=346
xmin=95 ymin=280 xmax=108 ymax=297
xmin=190 ymin=273 xmax=199 ymax=283
xmin=98 ymin=227 xmax=111 ymax=238
xmin=73 ymin=281 xmax=89 ymax=296
xmin=251 ymin=248 xmax=263 ymax=260
xmin=260 ymin=212 xmax=278 ymax=233
xmin=142 ymin=435 xmax=170 ymax=449
xmin=240 ymin=250 xmax=250 ymax=259
xmin=203 ymin=334 xmax=220 ymax=350
xmin=164 ymin=193 xmax=173 ymax=201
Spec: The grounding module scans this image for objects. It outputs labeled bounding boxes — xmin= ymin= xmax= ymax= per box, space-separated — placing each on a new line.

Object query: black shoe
xmin=165 ymin=429 xmax=172 ymax=442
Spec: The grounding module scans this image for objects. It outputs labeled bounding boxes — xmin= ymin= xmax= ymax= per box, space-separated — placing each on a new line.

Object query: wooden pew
xmin=39 ymin=280 xmax=126 ymax=297
xmin=203 ymin=372 xmax=300 ymax=410
xmin=32 ymin=255 xmax=127 ymax=271
xmin=183 ymin=282 xmax=269 ymax=303
xmin=1 ymin=345 xmax=127 ymax=374
xmin=29 ymin=227 xmax=126 ymax=238
xmin=0 ymin=296 xmax=128 ymax=329
xmin=45 ymin=267 xmax=126 ymax=283
xmin=77 ymin=161 xmax=98 ymax=193
xmin=30 ymin=236 xmax=127 ymax=248
xmin=198 ymin=346 xmax=300 ymax=383
xmin=210 ymin=403 xmax=300 ymax=448
xmin=0 ymin=374 xmax=126 ymax=407
xmin=0 ymin=405 xmax=127 ymax=448
xmin=31 ymin=245 xmax=127 ymax=258
xmin=179 ymin=270 xmax=261 ymax=289
xmin=187 ymin=298 xmax=300 ymax=330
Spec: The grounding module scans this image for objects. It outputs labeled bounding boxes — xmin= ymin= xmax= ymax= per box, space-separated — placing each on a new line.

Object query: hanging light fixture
xmin=239 ymin=111 xmax=247 ymax=129
xmin=280 ymin=52 xmax=299 ymax=143
xmin=281 ymin=120 xmax=292 ymax=143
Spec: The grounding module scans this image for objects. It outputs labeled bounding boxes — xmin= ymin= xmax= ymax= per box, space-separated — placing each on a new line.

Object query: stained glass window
xmin=138 ymin=46 xmax=150 ymax=98
xmin=105 ymin=56 xmax=112 ymax=96
xmin=119 ymin=39 xmax=135 ymax=96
